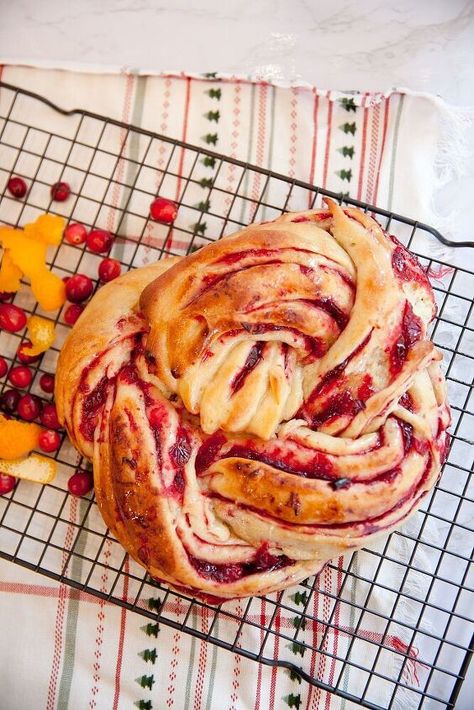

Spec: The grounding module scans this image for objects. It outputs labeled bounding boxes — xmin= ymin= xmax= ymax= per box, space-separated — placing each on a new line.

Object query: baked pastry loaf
xmin=56 ymin=200 xmax=450 ymax=602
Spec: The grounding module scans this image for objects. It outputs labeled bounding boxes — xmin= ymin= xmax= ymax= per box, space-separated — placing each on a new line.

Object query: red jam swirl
xmin=231 ymin=342 xmax=265 ymax=393
xmin=188 ymin=543 xmax=292 ymax=583
xmin=389 ymin=301 xmax=422 ymax=376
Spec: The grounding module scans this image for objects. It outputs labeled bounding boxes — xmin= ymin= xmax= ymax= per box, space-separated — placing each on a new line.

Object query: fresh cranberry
xmin=39 ymin=373 xmax=55 ymax=393
xmin=8 ymin=365 xmax=33 ymax=389
xmin=65 ymin=274 xmax=94 ymax=303
xmin=17 ymin=340 xmax=42 ymax=364
xmin=51 ymin=181 xmax=71 ymax=202
xmin=0 ymin=292 xmax=14 ymax=302
xmin=98 ymin=258 xmax=121 ymax=282
xmin=0 ymin=388 xmax=20 ymax=413
xmin=38 ymin=429 xmax=61 ymax=453
xmin=40 ymin=403 xmax=61 ymax=429
xmin=68 ymin=469 xmax=94 ymax=497
xmin=0 ymin=303 xmax=27 ymax=332
xmin=7 ymin=176 xmax=28 ymax=199
xmin=150 ymin=197 xmax=178 ymax=224
xmin=17 ymin=393 xmax=42 ymax=421
xmin=0 ymin=473 xmax=17 ymax=496
xmin=63 ymin=303 xmax=84 ymax=325
xmin=0 ymin=357 xmax=8 ymax=378
xmin=86 ymin=229 xmax=113 ymax=254
xmin=64 ymin=222 xmax=87 ymax=245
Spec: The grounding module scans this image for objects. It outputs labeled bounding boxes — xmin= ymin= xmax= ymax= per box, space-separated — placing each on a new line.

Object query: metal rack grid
xmin=0 ymin=81 xmax=472 ymax=709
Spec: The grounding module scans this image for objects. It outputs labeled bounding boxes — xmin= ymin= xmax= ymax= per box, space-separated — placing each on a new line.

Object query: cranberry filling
xmin=170 ymin=430 xmax=192 ymax=466
xmin=214 ymin=246 xmax=316 ymax=266
xmin=311 ymin=390 xmax=365 ymax=428
xmin=391 ymin=243 xmax=430 ymax=287
xmin=80 ymin=375 xmax=110 ymax=441
xmin=231 ymin=342 xmax=265 ymax=394
xmin=399 ymin=392 xmax=414 ymax=411
xmin=306 ymin=297 xmax=349 ymax=330
xmin=398 ymin=419 xmax=413 ymax=453
xmin=240 ymin=322 xmax=322 ymax=359
xmin=195 ymin=432 xmax=228 ymax=474
xmin=389 ymin=302 xmax=422 ymax=376
xmin=168 ymin=429 xmax=192 ymax=495
xmin=357 ymin=374 xmax=374 ymax=401
xmin=186 ymin=260 xmax=284 ymax=306
xmin=305 ymin=330 xmax=373 ymax=407
xmin=188 ymin=543 xmax=292 ymax=584
xmin=226 ymin=444 xmax=335 ymax=479
xmin=397 ymin=418 xmax=430 ymax=457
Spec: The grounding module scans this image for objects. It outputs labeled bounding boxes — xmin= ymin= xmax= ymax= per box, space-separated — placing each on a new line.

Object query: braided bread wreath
xmin=55 ymin=199 xmax=450 ymax=603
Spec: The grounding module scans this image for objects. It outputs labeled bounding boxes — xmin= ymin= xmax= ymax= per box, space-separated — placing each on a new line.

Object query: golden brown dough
xmin=56 ymin=200 xmax=450 ymax=602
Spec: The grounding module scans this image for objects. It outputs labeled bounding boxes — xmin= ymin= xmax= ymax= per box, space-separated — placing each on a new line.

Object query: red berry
xmin=0 ymin=292 xmax=14 ymax=301
xmin=7 ymin=176 xmax=28 ymax=199
xmin=39 ymin=373 xmax=55 ymax=393
xmin=65 ymin=274 xmax=94 ymax=303
xmin=68 ymin=469 xmax=94 ymax=497
xmin=17 ymin=339 xmax=42 ymax=364
xmin=8 ymin=365 xmax=33 ymax=389
xmin=64 ymin=222 xmax=87 ymax=245
xmin=17 ymin=393 xmax=42 ymax=421
xmin=98 ymin=258 xmax=121 ymax=282
xmin=0 ymin=357 xmax=8 ymax=378
xmin=0 ymin=303 xmax=27 ymax=332
xmin=51 ymin=181 xmax=71 ymax=202
xmin=86 ymin=229 xmax=113 ymax=254
xmin=64 ymin=303 xmax=84 ymax=325
xmin=40 ymin=403 xmax=61 ymax=429
xmin=0 ymin=473 xmax=17 ymax=496
xmin=150 ymin=197 xmax=178 ymax=224
xmin=0 ymin=388 xmax=20 ymax=413
xmin=38 ymin=429 xmax=61 ymax=453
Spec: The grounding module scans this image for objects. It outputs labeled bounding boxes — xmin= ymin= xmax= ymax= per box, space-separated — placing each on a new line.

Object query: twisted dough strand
xmin=56 ymin=200 xmax=450 ymax=601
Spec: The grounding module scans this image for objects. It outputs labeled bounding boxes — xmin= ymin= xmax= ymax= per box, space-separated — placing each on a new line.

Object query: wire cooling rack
xmin=0 ymin=81 xmax=472 ymax=709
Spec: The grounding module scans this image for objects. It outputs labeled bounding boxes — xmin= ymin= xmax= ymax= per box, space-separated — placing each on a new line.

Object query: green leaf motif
xmin=136 ymin=674 xmax=155 ymax=690
xmin=203 ymin=133 xmax=218 ymax=145
xmin=139 ymin=648 xmax=157 ymax=664
xmin=340 ymin=122 xmax=356 ymax=135
xmin=205 ymin=110 xmax=220 ymax=122
xmin=196 ymin=200 xmax=211 ymax=212
xmin=292 ymin=616 xmax=306 ymax=631
xmin=199 ymin=177 xmax=214 ymax=189
xmin=208 ymin=88 xmax=222 ymax=100
xmin=339 ymin=146 xmax=355 ymax=159
xmin=147 ymin=598 xmax=162 ymax=612
xmin=337 ymin=169 xmax=352 ymax=182
xmin=340 ymin=97 xmax=357 ymax=112
xmin=141 ymin=622 xmax=160 ymax=637
xmin=290 ymin=641 xmax=306 ymax=657
xmin=202 ymin=156 xmax=216 ymax=168
xmin=135 ymin=701 xmax=152 ymax=710
xmin=289 ymin=669 xmax=302 ymax=684
xmin=284 ymin=692 xmax=302 ymax=709
xmin=293 ymin=591 xmax=308 ymax=606
xmin=203 ymin=72 xmax=218 ymax=79
xmin=191 ymin=222 xmax=207 ymax=235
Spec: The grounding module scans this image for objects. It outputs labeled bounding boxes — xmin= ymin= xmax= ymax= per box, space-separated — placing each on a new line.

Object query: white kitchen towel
xmin=0 ymin=65 xmax=472 ymax=710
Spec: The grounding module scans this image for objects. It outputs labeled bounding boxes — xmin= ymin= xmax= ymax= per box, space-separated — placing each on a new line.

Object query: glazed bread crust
xmin=56 ymin=200 xmax=450 ymax=601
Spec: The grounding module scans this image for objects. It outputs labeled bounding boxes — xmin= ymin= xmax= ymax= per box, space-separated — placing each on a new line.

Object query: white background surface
xmin=0 ymin=0 xmax=473 ymax=105
xmin=1 ymin=0 xmax=473 ymax=707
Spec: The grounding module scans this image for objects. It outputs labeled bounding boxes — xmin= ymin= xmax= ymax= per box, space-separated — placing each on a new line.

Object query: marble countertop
xmin=1 ymin=0 xmax=473 ymax=105
xmin=1 ymin=1 xmax=473 ymax=707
